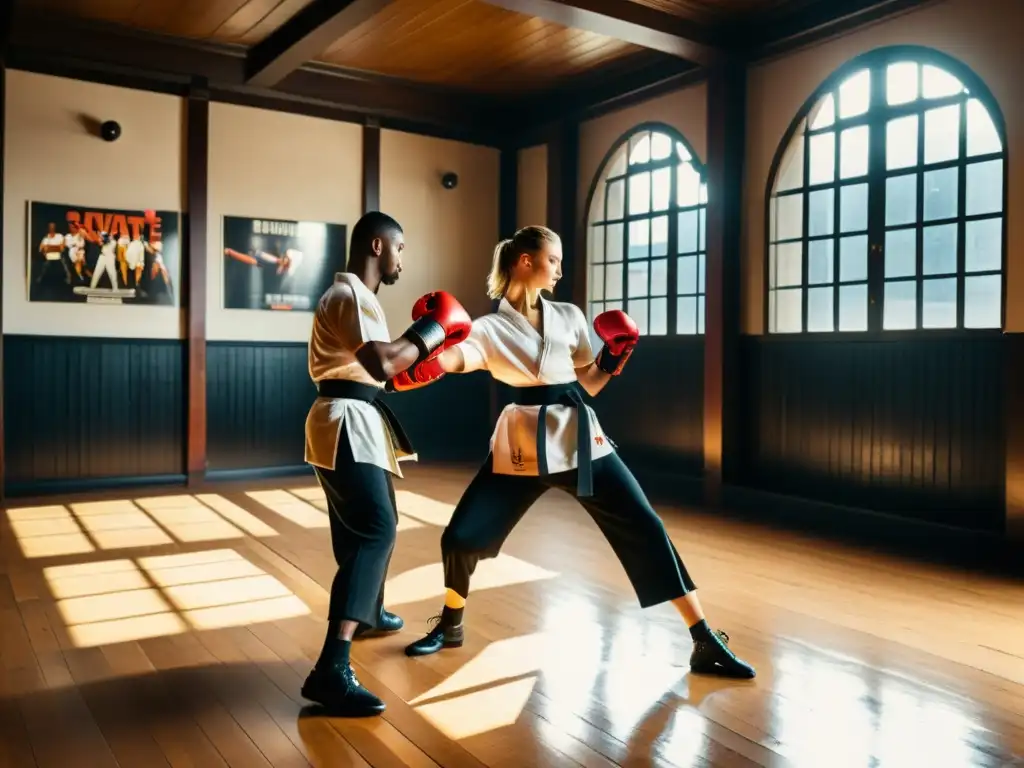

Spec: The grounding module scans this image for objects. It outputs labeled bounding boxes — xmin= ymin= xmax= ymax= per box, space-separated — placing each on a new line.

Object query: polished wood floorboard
xmin=1 ymin=464 xmax=1022 ymax=767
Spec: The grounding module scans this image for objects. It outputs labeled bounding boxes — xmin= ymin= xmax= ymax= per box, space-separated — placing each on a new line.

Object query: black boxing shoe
xmin=354 ymin=608 xmax=404 ymax=638
xmin=689 ymin=629 xmax=757 ymax=679
xmin=300 ymin=662 xmax=386 ymax=717
xmin=404 ymin=614 xmax=465 ymax=657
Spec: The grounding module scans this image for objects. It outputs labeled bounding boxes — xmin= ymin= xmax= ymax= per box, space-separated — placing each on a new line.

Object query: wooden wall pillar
xmin=363 ymin=119 xmax=381 ymax=213
xmin=0 ymin=57 xmax=7 ymax=502
xmin=1007 ymin=336 xmax=1024 ymax=541
xmin=545 ymin=122 xmax=580 ymax=305
xmin=186 ymin=78 xmax=209 ymax=486
xmin=703 ymin=60 xmax=746 ymax=507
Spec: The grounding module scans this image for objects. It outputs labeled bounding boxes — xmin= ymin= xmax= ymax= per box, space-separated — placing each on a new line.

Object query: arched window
xmin=586 ymin=124 xmax=708 ymax=336
xmin=766 ymin=47 xmax=1006 ymax=334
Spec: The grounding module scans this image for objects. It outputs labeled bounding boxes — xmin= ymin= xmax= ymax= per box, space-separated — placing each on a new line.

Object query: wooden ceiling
xmin=6 ymin=0 xmax=935 ymax=144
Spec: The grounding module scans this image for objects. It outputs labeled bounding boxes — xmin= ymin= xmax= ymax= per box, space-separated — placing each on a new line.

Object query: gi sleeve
xmin=325 ymin=282 xmax=366 ymax=351
xmin=458 ymin=318 xmax=493 ymax=373
xmin=570 ymin=304 xmax=596 ymax=368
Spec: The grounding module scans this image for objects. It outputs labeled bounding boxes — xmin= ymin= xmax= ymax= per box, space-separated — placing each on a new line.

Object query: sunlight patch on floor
xmin=383 ymin=554 xmax=559 ymax=607
xmin=247 ymin=490 xmax=330 ymax=529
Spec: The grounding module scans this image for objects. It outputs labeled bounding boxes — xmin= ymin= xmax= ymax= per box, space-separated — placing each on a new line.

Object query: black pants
xmin=441 ymin=452 xmax=697 ymax=608
xmin=313 ymin=428 xmax=398 ymax=627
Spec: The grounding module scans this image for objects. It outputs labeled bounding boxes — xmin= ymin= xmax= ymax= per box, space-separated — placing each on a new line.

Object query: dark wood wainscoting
xmin=740 ymin=334 xmax=1005 ymax=532
xmin=3 ymin=335 xmax=185 ymax=495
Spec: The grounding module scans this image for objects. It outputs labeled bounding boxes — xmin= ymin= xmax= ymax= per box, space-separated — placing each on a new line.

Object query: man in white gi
xmin=301 ymin=211 xmax=473 ymax=716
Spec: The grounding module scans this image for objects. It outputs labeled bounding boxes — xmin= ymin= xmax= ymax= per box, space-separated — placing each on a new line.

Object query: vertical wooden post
xmin=546 ymin=121 xmax=580 ymax=305
xmin=1007 ymin=337 xmax=1024 ymax=541
xmin=0 ymin=59 xmax=7 ymax=502
xmin=703 ymin=60 xmax=746 ymax=507
xmin=363 ymin=119 xmax=381 ymax=213
xmin=186 ymin=78 xmax=209 ymax=486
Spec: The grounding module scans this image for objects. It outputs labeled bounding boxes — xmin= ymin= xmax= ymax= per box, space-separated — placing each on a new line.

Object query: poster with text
xmin=27 ymin=201 xmax=181 ymax=306
xmin=222 ymin=215 xmax=347 ymax=312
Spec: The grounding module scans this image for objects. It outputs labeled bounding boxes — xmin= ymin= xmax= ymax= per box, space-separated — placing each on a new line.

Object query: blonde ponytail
xmin=485 ymin=226 xmax=560 ymax=300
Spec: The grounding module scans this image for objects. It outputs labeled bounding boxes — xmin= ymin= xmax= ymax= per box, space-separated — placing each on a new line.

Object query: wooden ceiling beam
xmin=245 ymin=0 xmax=395 ymax=87
xmin=477 ymin=0 xmax=725 ymax=66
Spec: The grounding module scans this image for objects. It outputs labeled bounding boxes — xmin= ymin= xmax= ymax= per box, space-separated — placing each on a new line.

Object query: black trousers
xmin=313 ymin=428 xmax=398 ymax=628
xmin=441 ymin=451 xmax=697 ymax=608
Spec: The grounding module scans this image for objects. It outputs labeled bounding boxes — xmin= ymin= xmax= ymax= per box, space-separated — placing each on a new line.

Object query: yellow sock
xmin=444 ymin=589 xmax=466 ymax=610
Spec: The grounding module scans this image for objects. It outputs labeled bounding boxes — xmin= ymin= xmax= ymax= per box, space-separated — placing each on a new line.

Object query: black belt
xmin=510 ymin=383 xmax=593 ymax=497
xmin=316 ymin=380 xmax=415 ymax=456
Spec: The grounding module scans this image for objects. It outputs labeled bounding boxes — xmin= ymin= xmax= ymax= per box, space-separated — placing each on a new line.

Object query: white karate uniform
xmin=459 ymin=296 xmax=615 ymax=476
xmin=40 ymin=233 xmax=63 ymax=261
xmin=65 ymin=232 xmax=85 ymax=263
xmin=304 ymin=272 xmax=414 ymax=477
xmin=90 ymin=238 xmax=119 ymax=289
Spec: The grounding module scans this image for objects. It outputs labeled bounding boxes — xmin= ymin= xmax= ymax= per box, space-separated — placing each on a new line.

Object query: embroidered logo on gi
xmin=595 ymin=435 xmax=604 ymax=446
xmin=511 ymin=448 xmax=525 ymax=471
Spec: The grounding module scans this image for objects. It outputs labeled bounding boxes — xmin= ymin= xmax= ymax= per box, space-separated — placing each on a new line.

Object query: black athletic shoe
xmin=354 ymin=608 xmax=404 ymax=638
xmin=300 ymin=662 xmax=386 ymax=716
xmin=689 ymin=629 xmax=756 ymax=679
xmin=404 ymin=614 xmax=465 ymax=657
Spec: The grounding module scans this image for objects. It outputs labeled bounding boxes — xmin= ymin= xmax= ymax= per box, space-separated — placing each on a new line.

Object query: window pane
xmin=652 ymin=167 xmax=671 ymax=211
xmin=769 ymin=245 xmax=776 ymax=289
xmin=590 ymin=264 xmax=605 ymax=300
xmin=966 ymin=159 xmax=1003 ymax=216
xmin=651 ymin=132 xmax=672 ymax=161
xmin=605 ymin=300 xmax=622 ymax=312
xmin=809 ymin=189 xmax=835 ymax=236
xmin=807 ymin=287 xmax=834 ymax=332
xmin=589 ymin=225 xmax=604 ymax=264
xmin=649 ymin=297 xmax=668 ymax=335
xmin=768 ymin=290 xmax=777 ymax=333
xmin=677 ymin=163 xmax=701 ymax=207
xmin=967 ymin=99 xmax=1002 ymax=156
xmin=922 ymin=65 xmax=963 ymax=99
xmin=964 ymin=275 xmax=1001 ymax=328
xmin=840 ymin=126 xmax=869 ymax=179
xmin=629 ymin=172 xmax=651 ymax=215
xmin=606 ymin=223 xmax=623 ymax=262
xmin=775 ymin=288 xmax=802 ymax=332
xmin=607 ymin=179 xmax=624 ymax=219
xmin=883 ymin=280 xmax=916 ymax=329
xmin=886 ymin=173 xmax=918 ymax=226
xmin=809 ymin=132 xmax=835 ymax=184
xmin=839 ymin=235 xmax=868 ymax=282
xmin=651 ymin=215 xmax=668 ymax=257
xmin=810 ymin=93 xmax=836 ymax=130
xmin=885 ymin=228 xmax=916 ymax=278
xmin=808 ymin=239 xmax=834 ymax=284
xmin=605 ymin=262 xmax=622 ymax=300
xmin=628 ymin=219 xmax=649 ymax=260
xmin=676 ymin=142 xmax=691 ymax=161
xmin=698 ymin=296 xmax=705 ymax=334
xmin=923 ymin=223 xmax=957 ymax=275
xmin=840 ymin=184 xmax=869 ymax=233
xmin=777 ymin=134 xmax=805 ymax=192
xmin=886 ymin=115 xmax=919 ymax=171
xmin=698 ymin=254 xmax=705 ymax=293
xmin=922 ymin=277 xmax=957 ymax=328
xmin=698 ymin=208 xmax=706 ymax=252
xmin=839 ymin=284 xmax=868 ymax=331
xmin=886 ymin=62 xmax=918 ymax=105
xmin=628 ymin=261 xmax=649 ymax=298
xmin=629 ymin=132 xmax=651 ymax=164
xmin=923 ymin=167 xmax=958 ymax=221
xmin=776 ymin=193 xmax=802 ymax=241
xmin=651 ymin=258 xmax=668 ymax=295
xmin=589 ymin=302 xmax=603 ymax=323
xmin=678 ymin=211 xmax=699 ymax=254
xmin=777 ymin=242 xmax=802 ymax=287
xmin=838 ymin=69 xmax=870 ymax=118
xmin=965 ymin=218 xmax=1002 ymax=272
xmin=924 ymin=104 xmax=960 ymax=165
xmin=608 ymin=149 xmax=627 ymax=177
xmin=627 ymin=299 xmax=649 ymax=334
xmin=678 ymin=255 xmax=698 ymax=294
xmin=677 ymin=296 xmax=697 ymax=334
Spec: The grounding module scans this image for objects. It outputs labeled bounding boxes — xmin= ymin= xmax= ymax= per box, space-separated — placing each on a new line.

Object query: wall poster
xmin=28 ymin=201 xmax=181 ymax=306
xmin=222 ymin=215 xmax=347 ymax=312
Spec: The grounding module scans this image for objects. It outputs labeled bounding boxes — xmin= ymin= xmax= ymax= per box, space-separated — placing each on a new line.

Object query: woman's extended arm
xmin=436 ymin=345 xmax=467 ymax=374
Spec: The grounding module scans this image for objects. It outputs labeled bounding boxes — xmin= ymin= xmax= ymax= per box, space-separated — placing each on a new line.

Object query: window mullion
xmin=915 ymin=65 xmax=925 ymax=330
xmin=668 ymin=161 xmax=679 ymax=334
xmin=865 ymin=63 xmax=887 ymax=333
xmin=956 ymin=92 xmax=968 ymax=328
xmin=801 ymin=126 xmax=811 ymax=333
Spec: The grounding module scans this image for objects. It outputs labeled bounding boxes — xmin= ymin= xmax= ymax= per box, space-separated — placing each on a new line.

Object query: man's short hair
xmin=349 ymin=211 xmax=403 ymax=260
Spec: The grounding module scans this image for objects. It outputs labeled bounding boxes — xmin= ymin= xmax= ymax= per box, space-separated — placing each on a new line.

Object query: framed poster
xmin=27 ymin=201 xmax=181 ymax=306
xmin=222 ymin=216 xmax=347 ymax=312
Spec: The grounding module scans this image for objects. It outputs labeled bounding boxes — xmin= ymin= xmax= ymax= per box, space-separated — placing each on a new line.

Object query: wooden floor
xmin=1 ymin=465 xmax=1022 ymax=768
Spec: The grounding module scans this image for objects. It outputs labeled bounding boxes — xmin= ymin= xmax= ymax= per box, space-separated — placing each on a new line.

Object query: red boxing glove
xmin=386 ymin=356 xmax=445 ymax=393
xmin=593 ymin=310 xmax=639 ymax=376
xmin=403 ymin=291 xmax=472 ymax=362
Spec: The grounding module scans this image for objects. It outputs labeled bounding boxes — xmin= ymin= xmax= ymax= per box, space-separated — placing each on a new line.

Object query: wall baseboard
xmin=4 ymin=473 xmax=187 ymax=499
xmin=204 ymin=465 xmax=314 ymax=483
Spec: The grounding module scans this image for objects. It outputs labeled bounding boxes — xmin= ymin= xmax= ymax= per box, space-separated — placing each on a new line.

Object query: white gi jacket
xmin=460 ymin=296 xmax=615 ymax=477
xmin=304 ymin=273 xmax=414 ymax=477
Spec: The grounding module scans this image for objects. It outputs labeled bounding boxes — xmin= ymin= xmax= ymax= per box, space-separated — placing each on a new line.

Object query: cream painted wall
xmin=578 ymin=83 xmax=708 ymax=227
xmin=517 ymin=144 xmax=547 ymax=229
xmin=744 ymin=0 xmax=1024 ymax=333
xmin=207 ymin=102 xmax=362 ymax=342
xmin=379 ymin=129 xmax=499 ymax=333
xmin=3 ymin=69 xmax=185 ymax=338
